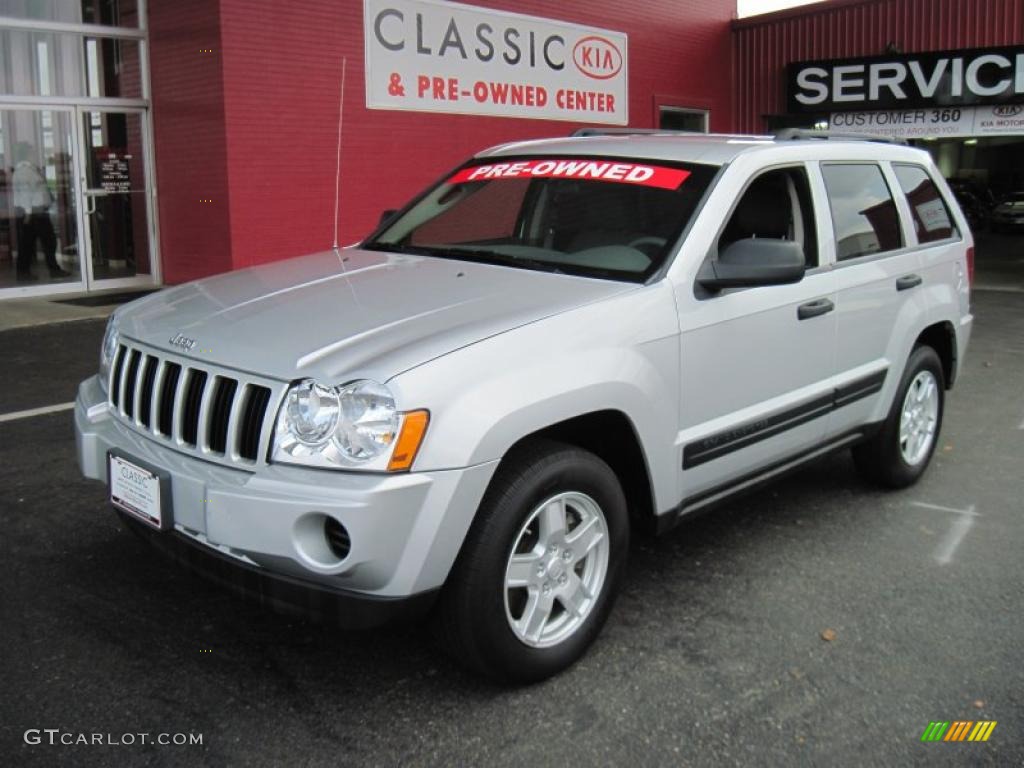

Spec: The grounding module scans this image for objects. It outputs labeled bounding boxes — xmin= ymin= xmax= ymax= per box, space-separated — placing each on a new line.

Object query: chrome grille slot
xmin=122 ymin=349 xmax=143 ymax=420
xmin=105 ymin=340 xmax=281 ymax=469
xmin=238 ymin=385 xmax=272 ymax=462
xmin=138 ymin=356 xmax=158 ymax=429
xmin=181 ymin=370 xmax=208 ymax=447
xmin=207 ymin=377 xmax=238 ymax=455
xmin=110 ymin=345 xmax=127 ymax=408
xmin=156 ymin=363 xmax=181 ymax=436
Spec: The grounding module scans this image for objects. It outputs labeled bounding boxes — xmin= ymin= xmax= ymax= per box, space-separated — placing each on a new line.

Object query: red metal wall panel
xmin=149 ymin=0 xmax=735 ymax=279
xmin=148 ymin=0 xmax=234 ymax=284
xmin=733 ymin=0 xmax=1024 ymax=133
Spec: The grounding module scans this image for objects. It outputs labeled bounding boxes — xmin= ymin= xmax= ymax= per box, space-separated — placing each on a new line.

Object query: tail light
xmin=966 ymin=246 xmax=974 ymax=287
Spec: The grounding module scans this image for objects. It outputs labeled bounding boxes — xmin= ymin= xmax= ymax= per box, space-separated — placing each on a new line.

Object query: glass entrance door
xmin=0 ymin=106 xmax=82 ymax=291
xmin=77 ymin=108 xmax=155 ymax=288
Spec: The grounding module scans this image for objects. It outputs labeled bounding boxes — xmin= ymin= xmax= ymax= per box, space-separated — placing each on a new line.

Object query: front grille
xmin=108 ymin=341 xmax=279 ymax=467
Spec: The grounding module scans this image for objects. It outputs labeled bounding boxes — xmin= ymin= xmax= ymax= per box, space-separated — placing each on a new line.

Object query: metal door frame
xmin=73 ymin=104 xmax=160 ymax=292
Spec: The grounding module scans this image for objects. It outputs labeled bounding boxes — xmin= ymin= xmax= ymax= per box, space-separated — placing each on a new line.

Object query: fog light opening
xmin=324 ymin=517 xmax=351 ymax=560
xmin=293 ymin=512 xmax=351 ymax=570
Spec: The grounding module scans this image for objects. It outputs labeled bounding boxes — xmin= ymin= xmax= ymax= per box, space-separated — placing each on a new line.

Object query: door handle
xmin=84 ymin=195 xmax=96 ymax=215
xmin=797 ymin=298 xmax=834 ymax=320
xmin=896 ymin=274 xmax=923 ymax=291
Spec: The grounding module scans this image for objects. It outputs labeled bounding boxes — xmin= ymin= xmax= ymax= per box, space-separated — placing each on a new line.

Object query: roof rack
xmin=773 ymin=128 xmax=907 ymax=146
xmin=571 ymin=127 xmax=698 ymax=137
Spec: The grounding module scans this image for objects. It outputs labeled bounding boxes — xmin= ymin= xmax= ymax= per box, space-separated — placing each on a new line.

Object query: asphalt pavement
xmin=0 ymin=286 xmax=1021 ymax=767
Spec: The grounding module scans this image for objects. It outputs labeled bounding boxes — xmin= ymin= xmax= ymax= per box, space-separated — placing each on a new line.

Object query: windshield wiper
xmin=430 ymin=246 xmax=563 ymax=275
xmin=361 ymin=242 xmax=439 ymax=256
xmin=363 ymin=242 xmax=563 ymax=274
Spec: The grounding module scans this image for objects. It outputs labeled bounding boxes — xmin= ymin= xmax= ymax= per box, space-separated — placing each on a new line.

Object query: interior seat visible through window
xmin=718 ymin=168 xmax=818 ymax=268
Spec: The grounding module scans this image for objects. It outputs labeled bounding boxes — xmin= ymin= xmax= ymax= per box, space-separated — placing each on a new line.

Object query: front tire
xmin=853 ymin=345 xmax=945 ymax=489
xmin=436 ymin=440 xmax=629 ymax=683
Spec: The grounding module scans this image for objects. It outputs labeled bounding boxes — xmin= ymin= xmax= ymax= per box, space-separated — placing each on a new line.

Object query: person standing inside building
xmin=12 ymin=142 xmax=70 ymax=281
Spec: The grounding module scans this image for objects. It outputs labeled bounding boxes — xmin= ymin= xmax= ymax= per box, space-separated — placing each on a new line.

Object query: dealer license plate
xmin=109 ymin=453 xmax=167 ymax=530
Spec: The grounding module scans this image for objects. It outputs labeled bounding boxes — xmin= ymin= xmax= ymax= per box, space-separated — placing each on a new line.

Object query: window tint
xmin=719 ymin=167 xmax=818 ymax=267
xmin=821 ymin=164 xmax=904 ymax=261
xmin=893 ymin=164 xmax=957 ymax=243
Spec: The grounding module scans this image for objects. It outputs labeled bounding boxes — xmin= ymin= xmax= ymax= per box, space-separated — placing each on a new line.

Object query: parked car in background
xmin=946 ymin=179 xmax=991 ymax=232
xmin=991 ymin=191 xmax=1024 ymax=232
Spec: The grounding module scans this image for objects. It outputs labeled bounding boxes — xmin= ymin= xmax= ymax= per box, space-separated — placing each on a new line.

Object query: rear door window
xmin=821 ymin=163 xmax=904 ymax=261
xmin=892 ymin=164 xmax=958 ymax=243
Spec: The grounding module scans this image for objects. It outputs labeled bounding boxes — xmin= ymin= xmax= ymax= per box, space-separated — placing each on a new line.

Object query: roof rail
xmin=571 ymin=127 xmax=696 ymax=137
xmin=773 ymin=128 xmax=908 ymax=146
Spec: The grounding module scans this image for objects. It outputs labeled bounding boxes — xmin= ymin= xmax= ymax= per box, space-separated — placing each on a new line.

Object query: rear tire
xmin=435 ymin=440 xmax=629 ymax=683
xmin=853 ymin=345 xmax=945 ymax=489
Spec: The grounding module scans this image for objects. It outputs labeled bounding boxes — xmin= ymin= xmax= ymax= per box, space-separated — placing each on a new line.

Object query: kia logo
xmin=572 ymin=36 xmax=623 ymax=80
xmin=993 ymin=104 xmax=1023 ymax=117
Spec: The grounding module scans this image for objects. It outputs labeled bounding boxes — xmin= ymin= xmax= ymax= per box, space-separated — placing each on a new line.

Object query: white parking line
xmin=0 ymin=402 xmax=75 ymax=424
xmin=911 ymin=501 xmax=978 ymax=565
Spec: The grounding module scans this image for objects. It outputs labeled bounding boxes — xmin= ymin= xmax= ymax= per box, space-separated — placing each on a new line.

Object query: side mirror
xmin=698 ymin=238 xmax=805 ymax=291
xmin=378 ymin=209 xmax=399 ymax=227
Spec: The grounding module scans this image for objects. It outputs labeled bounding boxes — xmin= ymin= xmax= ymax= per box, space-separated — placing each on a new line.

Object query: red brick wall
xmin=149 ymin=0 xmax=735 ymax=279
xmin=148 ymin=0 xmax=233 ymax=283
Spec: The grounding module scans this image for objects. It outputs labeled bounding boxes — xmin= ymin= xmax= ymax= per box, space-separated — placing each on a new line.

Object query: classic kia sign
xmin=364 ymin=0 xmax=628 ymax=124
xmin=787 ymin=46 xmax=1024 ymax=113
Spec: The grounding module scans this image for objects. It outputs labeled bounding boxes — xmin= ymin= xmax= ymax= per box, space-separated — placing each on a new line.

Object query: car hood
xmin=116 ymin=247 xmax=635 ymax=382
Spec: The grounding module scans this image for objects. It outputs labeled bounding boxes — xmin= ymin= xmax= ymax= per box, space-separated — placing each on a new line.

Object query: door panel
xmin=677 ymin=272 xmax=837 ymax=499
xmin=676 ymin=164 xmax=837 ymax=501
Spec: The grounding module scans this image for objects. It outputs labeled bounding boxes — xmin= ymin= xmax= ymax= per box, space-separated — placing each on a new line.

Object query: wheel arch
xmin=496 ymin=410 xmax=658 ymax=533
xmin=914 ymin=320 xmax=957 ymax=389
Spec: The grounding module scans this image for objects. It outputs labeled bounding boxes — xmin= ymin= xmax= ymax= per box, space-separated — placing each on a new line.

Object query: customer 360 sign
xmin=364 ymin=0 xmax=628 ymax=124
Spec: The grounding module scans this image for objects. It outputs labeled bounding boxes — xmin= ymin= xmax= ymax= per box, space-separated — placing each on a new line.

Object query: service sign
xmin=788 ymin=45 xmax=1024 ymax=114
xmin=364 ymin=0 xmax=628 ymax=124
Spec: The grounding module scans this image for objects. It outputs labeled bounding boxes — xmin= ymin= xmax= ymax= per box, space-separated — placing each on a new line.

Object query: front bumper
xmin=75 ymin=376 xmax=498 ymax=626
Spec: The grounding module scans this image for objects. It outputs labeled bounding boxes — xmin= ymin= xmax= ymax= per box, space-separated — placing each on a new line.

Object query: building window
xmin=659 ymin=107 xmax=708 ymax=133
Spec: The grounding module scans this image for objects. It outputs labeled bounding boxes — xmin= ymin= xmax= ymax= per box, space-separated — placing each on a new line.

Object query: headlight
xmin=272 ymin=379 xmax=428 ymax=472
xmin=98 ymin=319 xmax=119 ymax=394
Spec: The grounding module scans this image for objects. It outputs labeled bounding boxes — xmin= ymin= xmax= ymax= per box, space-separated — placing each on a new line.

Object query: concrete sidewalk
xmin=0 ymin=288 xmax=154 ymax=331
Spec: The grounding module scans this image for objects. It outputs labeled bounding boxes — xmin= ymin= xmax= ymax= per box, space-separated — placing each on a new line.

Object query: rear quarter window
xmin=892 ymin=164 xmax=958 ymax=244
xmin=821 ymin=163 xmax=904 ymax=261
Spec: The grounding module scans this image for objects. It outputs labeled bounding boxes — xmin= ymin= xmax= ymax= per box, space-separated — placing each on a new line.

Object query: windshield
xmin=363 ymin=156 xmax=718 ymax=282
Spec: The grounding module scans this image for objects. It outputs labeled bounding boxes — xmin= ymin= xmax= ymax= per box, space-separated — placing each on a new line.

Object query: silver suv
xmin=75 ymin=130 xmax=973 ymax=682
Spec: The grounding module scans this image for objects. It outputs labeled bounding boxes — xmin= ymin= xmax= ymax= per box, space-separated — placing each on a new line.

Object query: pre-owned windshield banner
xmin=364 ymin=0 xmax=628 ymax=125
xmin=448 ymin=159 xmax=690 ymax=189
